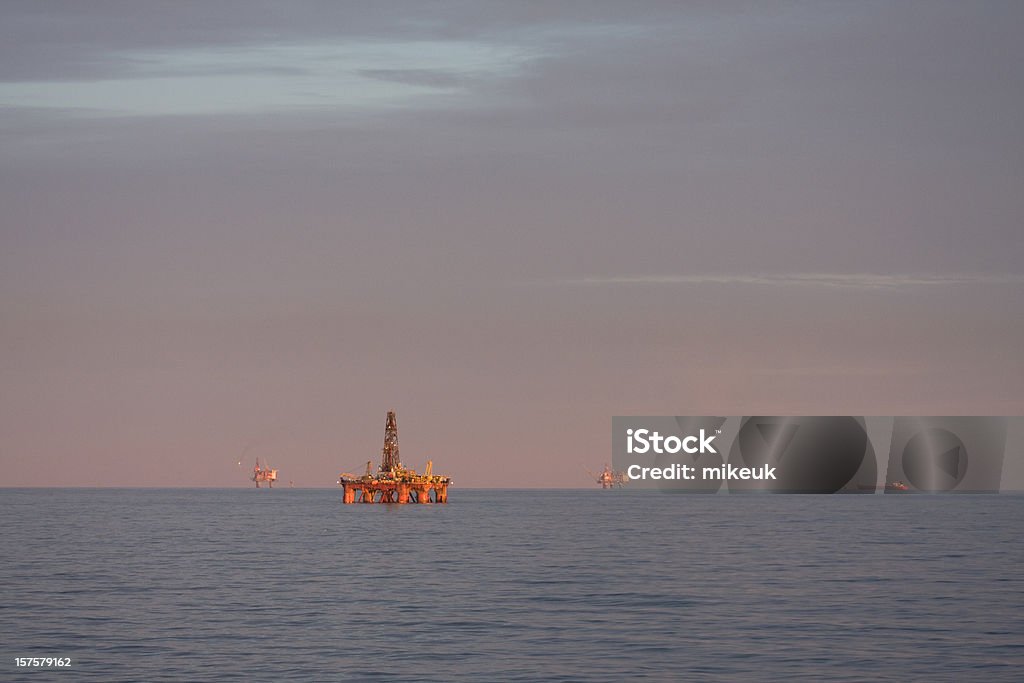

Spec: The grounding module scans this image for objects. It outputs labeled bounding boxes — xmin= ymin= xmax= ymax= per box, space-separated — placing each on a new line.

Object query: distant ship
xmin=251 ymin=458 xmax=278 ymax=488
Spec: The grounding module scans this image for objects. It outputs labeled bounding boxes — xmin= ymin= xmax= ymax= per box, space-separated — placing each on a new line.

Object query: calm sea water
xmin=1 ymin=489 xmax=1021 ymax=682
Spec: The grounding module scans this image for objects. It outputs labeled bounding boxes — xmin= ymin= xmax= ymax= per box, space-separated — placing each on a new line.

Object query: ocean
xmin=1 ymin=489 xmax=1021 ymax=681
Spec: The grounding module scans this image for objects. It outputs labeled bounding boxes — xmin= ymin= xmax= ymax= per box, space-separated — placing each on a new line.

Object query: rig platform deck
xmin=340 ymin=480 xmax=449 ymax=504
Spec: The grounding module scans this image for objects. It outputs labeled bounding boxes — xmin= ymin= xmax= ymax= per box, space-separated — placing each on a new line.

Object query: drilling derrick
xmin=338 ymin=410 xmax=453 ymax=504
xmin=380 ymin=410 xmax=401 ymax=474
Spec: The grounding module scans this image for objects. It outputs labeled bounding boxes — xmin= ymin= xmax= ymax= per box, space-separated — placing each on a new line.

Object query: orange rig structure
xmin=338 ymin=411 xmax=452 ymax=504
xmin=594 ymin=464 xmax=627 ymax=489
xmin=252 ymin=458 xmax=278 ymax=488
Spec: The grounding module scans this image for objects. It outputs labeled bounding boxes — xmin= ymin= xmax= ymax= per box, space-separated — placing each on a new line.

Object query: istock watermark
xmin=611 ymin=416 xmax=1016 ymax=493
xmin=625 ymin=428 xmax=718 ymax=455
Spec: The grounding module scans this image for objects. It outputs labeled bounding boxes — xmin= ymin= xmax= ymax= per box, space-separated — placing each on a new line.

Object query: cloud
xmin=358 ymin=68 xmax=468 ymax=88
xmin=539 ymin=273 xmax=1024 ymax=290
xmin=750 ymin=366 xmax=926 ymax=377
xmin=0 ymin=40 xmax=531 ymax=117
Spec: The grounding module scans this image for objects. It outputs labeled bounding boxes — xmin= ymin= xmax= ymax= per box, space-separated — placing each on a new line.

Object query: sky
xmin=1 ymin=1 xmax=1023 ymax=488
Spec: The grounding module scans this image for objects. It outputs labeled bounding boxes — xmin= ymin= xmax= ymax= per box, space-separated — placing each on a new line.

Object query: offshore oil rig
xmin=338 ymin=411 xmax=452 ymax=504
xmin=593 ymin=464 xmax=627 ymax=489
xmin=251 ymin=458 xmax=278 ymax=488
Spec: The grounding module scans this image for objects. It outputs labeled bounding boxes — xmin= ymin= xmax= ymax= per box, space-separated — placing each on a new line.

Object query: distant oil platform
xmin=251 ymin=458 xmax=278 ymax=488
xmin=338 ymin=411 xmax=452 ymax=504
xmin=589 ymin=463 xmax=627 ymax=489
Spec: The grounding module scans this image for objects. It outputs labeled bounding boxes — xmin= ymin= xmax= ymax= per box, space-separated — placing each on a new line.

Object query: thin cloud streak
xmin=0 ymin=40 xmax=533 ymax=117
xmin=750 ymin=366 xmax=927 ymax=377
xmin=541 ymin=273 xmax=1024 ymax=290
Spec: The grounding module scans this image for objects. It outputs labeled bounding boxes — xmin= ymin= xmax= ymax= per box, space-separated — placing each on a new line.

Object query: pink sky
xmin=2 ymin=2 xmax=1022 ymax=487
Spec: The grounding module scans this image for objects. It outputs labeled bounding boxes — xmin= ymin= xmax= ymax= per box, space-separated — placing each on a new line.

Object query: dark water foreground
xmin=1 ymin=488 xmax=1021 ymax=681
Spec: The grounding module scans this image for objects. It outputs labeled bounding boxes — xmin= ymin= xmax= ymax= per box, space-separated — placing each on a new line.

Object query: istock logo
xmin=626 ymin=428 xmax=717 ymax=455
